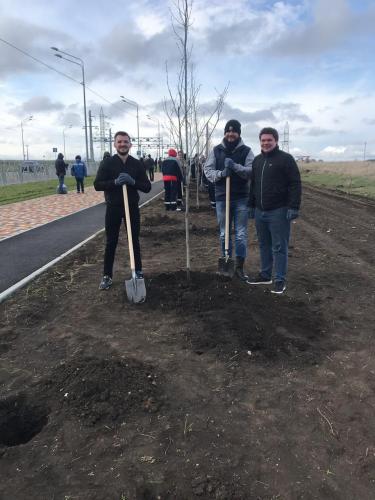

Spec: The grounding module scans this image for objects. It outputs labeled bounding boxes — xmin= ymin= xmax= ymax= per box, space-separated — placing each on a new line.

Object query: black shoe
xmin=271 ymin=281 xmax=286 ymax=294
xmin=135 ymin=271 xmax=144 ymax=279
xmin=99 ymin=275 xmax=113 ymax=290
xmin=234 ymin=257 xmax=248 ymax=281
xmin=246 ymin=273 xmax=272 ymax=285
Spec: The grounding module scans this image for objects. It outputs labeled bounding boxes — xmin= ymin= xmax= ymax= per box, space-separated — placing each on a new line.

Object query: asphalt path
xmin=0 ymin=181 xmax=163 ymax=294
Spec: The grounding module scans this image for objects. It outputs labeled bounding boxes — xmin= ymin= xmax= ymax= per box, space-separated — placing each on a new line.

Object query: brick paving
xmin=0 ymin=187 xmax=104 ymax=241
xmin=0 ymin=173 xmax=162 ymax=241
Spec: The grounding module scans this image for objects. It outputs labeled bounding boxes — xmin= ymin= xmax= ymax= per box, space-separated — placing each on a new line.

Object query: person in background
xmin=204 ymin=119 xmax=254 ymax=280
xmin=71 ymin=155 xmax=87 ymax=193
xmin=94 ymin=131 xmax=151 ymax=291
xmin=55 ymin=153 xmax=69 ymax=194
xmin=161 ymin=149 xmax=183 ymax=211
xmin=247 ymin=127 xmax=301 ymax=294
xmin=145 ymin=154 xmax=155 ymax=181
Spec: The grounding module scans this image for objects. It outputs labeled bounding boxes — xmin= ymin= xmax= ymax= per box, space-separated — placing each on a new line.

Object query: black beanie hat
xmin=224 ymin=119 xmax=241 ymax=135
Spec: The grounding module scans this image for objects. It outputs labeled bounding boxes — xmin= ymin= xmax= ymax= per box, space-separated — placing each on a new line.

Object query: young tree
xmin=166 ymin=0 xmax=228 ymax=278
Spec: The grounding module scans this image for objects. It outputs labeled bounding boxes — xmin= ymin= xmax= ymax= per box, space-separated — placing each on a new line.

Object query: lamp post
xmin=63 ymin=125 xmax=72 ymax=158
xmin=20 ymin=115 xmax=33 ymax=161
xmin=146 ymin=115 xmax=161 ymax=159
xmin=120 ymin=96 xmax=140 ymax=157
xmin=51 ymin=47 xmax=89 ymax=164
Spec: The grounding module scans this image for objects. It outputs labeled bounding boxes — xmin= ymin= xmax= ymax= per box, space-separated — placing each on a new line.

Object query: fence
xmin=0 ymin=160 xmax=99 ymax=186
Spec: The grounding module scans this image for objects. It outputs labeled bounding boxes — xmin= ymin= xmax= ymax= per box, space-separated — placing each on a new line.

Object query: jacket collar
xmin=261 ymin=145 xmax=279 ymax=158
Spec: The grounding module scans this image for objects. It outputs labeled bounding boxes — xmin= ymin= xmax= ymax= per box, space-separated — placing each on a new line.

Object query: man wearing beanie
xmin=204 ymin=119 xmax=254 ymax=280
xmin=161 ymin=149 xmax=183 ymax=211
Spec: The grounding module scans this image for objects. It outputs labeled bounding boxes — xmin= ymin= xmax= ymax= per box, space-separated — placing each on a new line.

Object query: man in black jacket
xmin=247 ymin=127 xmax=301 ymax=294
xmin=94 ymin=131 xmax=151 ymax=290
xmin=204 ymin=119 xmax=254 ymax=280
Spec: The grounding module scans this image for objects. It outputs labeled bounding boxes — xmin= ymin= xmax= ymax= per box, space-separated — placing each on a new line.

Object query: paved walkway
xmin=0 ymin=173 xmax=162 ymax=241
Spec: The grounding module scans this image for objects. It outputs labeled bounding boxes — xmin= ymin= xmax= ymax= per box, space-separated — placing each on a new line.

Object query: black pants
xmin=75 ymin=177 xmax=84 ymax=192
xmin=103 ymin=204 xmax=142 ymax=277
xmin=164 ymin=180 xmax=177 ymax=210
xmin=149 ymin=167 xmax=154 ymax=181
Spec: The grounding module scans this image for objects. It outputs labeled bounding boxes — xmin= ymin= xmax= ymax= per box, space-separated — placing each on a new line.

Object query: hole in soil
xmin=0 ymin=394 xmax=48 ymax=447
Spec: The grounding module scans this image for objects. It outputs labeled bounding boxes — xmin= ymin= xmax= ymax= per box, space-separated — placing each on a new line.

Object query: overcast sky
xmin=1 ymin=0 xmax=374 ymax=161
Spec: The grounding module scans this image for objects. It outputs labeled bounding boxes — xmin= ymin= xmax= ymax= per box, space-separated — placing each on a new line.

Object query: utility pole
xmin=89 ymin=110 xmax=95 ymax=161
xmin=109 ymin=128 xmax=113 ymax=155
xmin=364 ymin=141 xmax=367 ymax=161
xmin=281 ymin=121 xmax=290 ymax=152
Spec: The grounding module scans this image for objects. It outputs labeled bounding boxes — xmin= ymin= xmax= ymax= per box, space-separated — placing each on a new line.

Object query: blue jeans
xmin=255 ymin=207 xmax=291 ymax=282
xmin=58 ymin=174 xmax=65 ymax=191
xmin=215 ymin=197 xmax=249 ymax=258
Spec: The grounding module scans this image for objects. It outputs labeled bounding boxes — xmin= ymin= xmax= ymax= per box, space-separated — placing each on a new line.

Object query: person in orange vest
xmin=161 ymin=149 xmax=183 ymax=211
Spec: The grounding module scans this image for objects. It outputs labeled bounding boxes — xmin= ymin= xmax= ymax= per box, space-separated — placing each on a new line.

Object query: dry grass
xmin=298 ymin=161 xmax=375 ymax=198
xmin=298 ymin=161 xmax=375 ymax=178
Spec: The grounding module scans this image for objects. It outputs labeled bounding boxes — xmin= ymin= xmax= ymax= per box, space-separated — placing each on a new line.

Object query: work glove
xmin=224 ymin=158 xmax=234 ymax=169
xmin=220 ymin=166 xmax=233 ymax=178
xmin=248 ymin=207 xmax=255 ymax=219
xmin=286 ymin=208 xmax=299 ymax=220
xmin=115 ymin=172 xmax=135 ymax=186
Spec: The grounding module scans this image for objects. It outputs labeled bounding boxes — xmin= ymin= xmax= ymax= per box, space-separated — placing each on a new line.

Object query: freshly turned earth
xmin=1 ymin=184 xmax=375 ymax=499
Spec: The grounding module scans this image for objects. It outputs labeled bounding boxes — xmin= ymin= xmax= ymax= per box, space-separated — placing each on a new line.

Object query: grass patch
xmin=0 ymin=176 xmax=95 ymax=205
xmin=301 ymin=171 xmax=375 ymax=199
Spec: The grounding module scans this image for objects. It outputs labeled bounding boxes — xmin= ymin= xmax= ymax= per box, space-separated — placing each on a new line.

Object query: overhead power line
xmin=0 ymin=37 xmax=114 ymax=106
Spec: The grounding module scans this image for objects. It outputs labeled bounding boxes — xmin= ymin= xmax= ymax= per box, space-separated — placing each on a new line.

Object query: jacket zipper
xmin=260 ymin=159 xmax=267 ymax=210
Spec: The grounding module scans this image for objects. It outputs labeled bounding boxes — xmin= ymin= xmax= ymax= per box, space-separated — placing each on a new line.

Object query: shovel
xmin=218 ymin=176 xmax=235 ymax=277
xmin=122 ymin=185 xmax=146 ymax=303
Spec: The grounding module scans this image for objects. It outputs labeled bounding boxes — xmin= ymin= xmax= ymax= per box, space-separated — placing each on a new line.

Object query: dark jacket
xmin=249 ymin=146 xmax=301 ymax=211
xmin=161 ymin=157 xmax=183 ymax=182
xmin=213 ymin=143 xmax=251 ymax=201
xmin=94 ymin=154 xmax=151 ymax=207
xmin=203 ymin=139 xmax=254 ymax=202
xmin=55 ymin=158 xmax=68 ymax=176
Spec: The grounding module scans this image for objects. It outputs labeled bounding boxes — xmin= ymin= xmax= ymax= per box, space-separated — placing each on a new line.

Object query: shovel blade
xmin=125 ymin=277 xmax=146 ymax=304
xmin=218 ymin=257 xmax=235 ymax=278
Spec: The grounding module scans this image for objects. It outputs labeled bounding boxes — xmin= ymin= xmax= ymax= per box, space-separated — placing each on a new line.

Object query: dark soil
xmin=1 ymin=184 xmax=375 ymax=499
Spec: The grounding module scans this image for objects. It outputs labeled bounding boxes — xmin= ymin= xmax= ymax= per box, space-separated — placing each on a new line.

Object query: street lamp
xmin=63 ymin=125 xmax=73 ymax=158
xmin=120 ymin=96 xmax=140 ymax=157
xmin=146 ymin=115 xmax=161 ymax=159
xmin=51 ymin=47 xmax=89 ymax=164
xmin=20 ymin=115 xmax=33 ymax=161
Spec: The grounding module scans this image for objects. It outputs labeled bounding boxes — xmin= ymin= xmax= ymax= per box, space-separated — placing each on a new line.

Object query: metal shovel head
xmin=218 ymin=256 xmax=235 ymax=278
xmin=125 ymin=276 xmax=146 ymax=304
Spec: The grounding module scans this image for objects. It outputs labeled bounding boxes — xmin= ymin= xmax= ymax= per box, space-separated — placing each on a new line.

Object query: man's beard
xmin=117 ymin=148 xmax=129 ymax=156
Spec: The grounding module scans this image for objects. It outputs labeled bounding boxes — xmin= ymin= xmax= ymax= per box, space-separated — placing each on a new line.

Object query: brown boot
xmin=235 ymin=257 xmax=248 ymax=281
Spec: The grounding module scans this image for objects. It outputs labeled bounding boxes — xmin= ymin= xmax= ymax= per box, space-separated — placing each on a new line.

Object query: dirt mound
xmin=38 ymin=357 xmax=163 ymax=425
xmin=143 ymin=214 xmax=174 ymax=226
xmin=146 ymin=271 xmax=325 ymax=364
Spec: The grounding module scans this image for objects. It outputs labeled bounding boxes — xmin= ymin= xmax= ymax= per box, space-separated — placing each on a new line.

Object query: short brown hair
xmin=259 ymin=127 xmax=279 ymax=142
xmin=114 ymin=131 xmax=131 ymax=141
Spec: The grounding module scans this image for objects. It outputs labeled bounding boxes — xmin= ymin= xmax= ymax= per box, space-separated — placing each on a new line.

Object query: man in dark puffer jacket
xmin=247 ymin=127 xmax=301 ymax=294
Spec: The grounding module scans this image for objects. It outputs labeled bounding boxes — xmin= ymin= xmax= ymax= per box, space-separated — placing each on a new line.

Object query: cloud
xmin=363 ymin=118 xmax=375 ymax=125
xmin=222 ymin=103 xmax=275 ymax=123
xmin=294 ymin=127 xmax=336 ymax=136
xmin=271 ymin=103 xmax=311 ymax=123
xmin=10 ymin=96 xmax=64 ymax=116
xmin=321 ymin=146 xmax=347 ymax=155
xmin=263 ymin=0 xmax=375 ymax=58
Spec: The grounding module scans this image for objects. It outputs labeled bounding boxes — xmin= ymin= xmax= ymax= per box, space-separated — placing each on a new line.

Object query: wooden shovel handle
xmin=225 ymin=176 xmax=230 ymax=254
xmin=122 ymin=185 xmax=135 ymax=273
